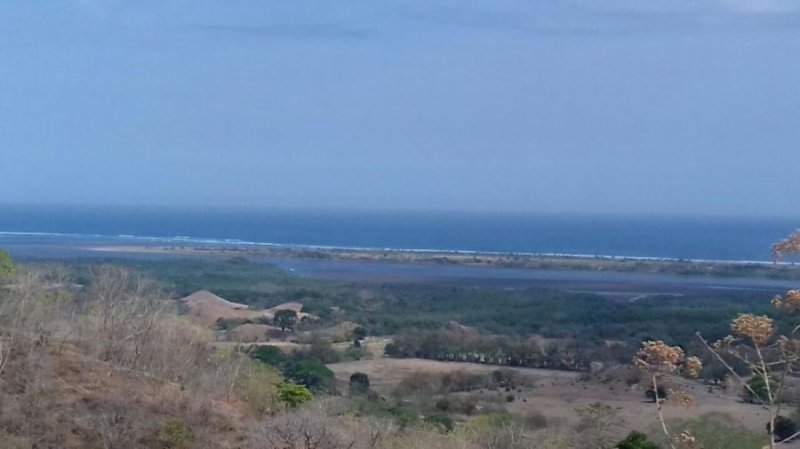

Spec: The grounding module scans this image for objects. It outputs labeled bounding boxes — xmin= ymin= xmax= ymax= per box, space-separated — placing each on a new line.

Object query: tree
xmin=746 ymin=376 xmax=778 ymax=404
xmin=691 ymin=232 xmax=800 ymax=448
xmin=772 ymin=230 xmax=800 ymax=261
xmin=277 ymin=383 xmax=312 ymax=408
xmin=696 ymin=290 xmax=800 ymax=448
xmin=0 ymin=250 xmax=14 ymax=278
xmin=616 ymin=431 xmax=660 ymax=449
xmin=274 ymin=309 xmax=298 ymax=332
xmin=353 ymin=326 xmax=367 ymax=341
xmin=250 ymin=345 xmax=284 ymax=367
xmin=575 ymin=402 xmax=623 ymax=449
xmin=284 ymin=361 xmax=337 ymax=394
xmin=349 ymin=372 xmax=370 ymax=396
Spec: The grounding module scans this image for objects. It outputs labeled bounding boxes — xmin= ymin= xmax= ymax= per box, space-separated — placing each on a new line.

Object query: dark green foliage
xmin=770 ymin=416 xmax=797 ymax=442
xmin=385 ymin=406 xmax=419 ymax=429
xmin=250 ymin=346 xmax=284 ymax=367
xmin=747 ymin=376 xmax=779 ymax=403
xmin=616 ymin=431 xmax=660 ymax=449
xmin=273 ymin=309 xmax=298 ymax=332
xmin=645 ymin=386 xmax=667 ymax=402
xmin=425 ymin=412 xmax=454 ymax=432
xmin=344 ymin=346 xmax=366 ymax=361
xmin=353 ymin=326 xmax=367 ymax=340
xmin=59 ymin=257 xmax=794 ymax=370
xmin=349 ymin=372 xmax=370 ymax=396
xmin=283 ymin=361 xmax=337 ymax=394
xmin=0 ymin=250 xmax=14 ymax=278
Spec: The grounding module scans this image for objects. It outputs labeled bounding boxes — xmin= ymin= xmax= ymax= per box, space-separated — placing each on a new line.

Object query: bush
xmin=645 ymin=386 xmax=667 ymax=402
xmin=667 ymin=414 xmax=766 ymax=449
xmin=273 ymin=309 xmax=298 ymax=331
xmin=524 ymin=411 xmax=547 ymax=429
xmin=156 ymin=418 xmax=192 ymax=449
xmin=450 ymin=396 xmax=479 ymax=415
xmin=302 ymin=338 xmax=341 ymax=364
xmin=353 ymin=326 xmax=367 ymax=340
xmin=746 ymin=376 xmax=779 ymax=403
xmin=349 ymin=372 xmax=370 ymax=396
xmin=616 ymin=431 xmax=660 ymax=449
xmin=250 ymin=345 xmax=284 ymax=367
xmin=284 ymin=361 xmax=337 ymax=394
xmin=0 ymin=249 xmax=14 ymax=277
xmin=492 ymin=369 xmax=521 ymax=388
xmin=770 ymin=416 xmax=797 ymax=442
xmin=388 ymin=406 xmax=420 ymax=429
xmin=277 ymin=383 xmax=313 ymax=408
xmin=384 ymin=343 xmax=400 ymax=357
xmin=425 ymin=412 xmax=454 ymax=432
xmin=235 ymin=362 xmax=283 ymax=416
xmin=344 ymin=346 xmax=366 ymax=361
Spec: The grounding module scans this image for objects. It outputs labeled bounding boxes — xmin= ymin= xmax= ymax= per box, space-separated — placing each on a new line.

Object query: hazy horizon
xmin=2 ymin=1 xmax=798 ymax=217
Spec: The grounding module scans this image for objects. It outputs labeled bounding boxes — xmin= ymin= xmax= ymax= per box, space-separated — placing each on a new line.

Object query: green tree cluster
xmin=277 ymin=383 xmax=312 ymax=408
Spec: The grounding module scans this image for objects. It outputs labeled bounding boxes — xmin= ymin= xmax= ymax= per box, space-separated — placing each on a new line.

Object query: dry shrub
xmin=257 ymin=404 xmax=384 ymax=449
xmin=235 ymin=360 xmax=282 ymax=416
xmin=0 ymin=269 xmax=73 ymax=379
xmin=573 ymin=402 xmax=624 ymax=449
xmin=78 ymin=266 xmax=212 ymax=381
xmin=524 ymin=411 xmax=548 ymax=430
xmin=383 ymin=429 xmax=472 ymax=449
xmin=86 ymin=401 xmax=153 ymax=449
xmin=460 ymin=414 xmax=528 ymax=449
xmin=0 ymin=266 xmax=249 ymax=448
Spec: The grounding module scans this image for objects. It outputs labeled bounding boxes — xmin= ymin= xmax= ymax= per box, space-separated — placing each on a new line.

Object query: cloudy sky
xmin=1 ymin=0 xmax=798 ymax=215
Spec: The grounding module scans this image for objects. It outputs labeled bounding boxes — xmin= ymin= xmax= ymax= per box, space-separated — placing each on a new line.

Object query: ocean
xmin=0 ymin=205 xmax=797 ymax=262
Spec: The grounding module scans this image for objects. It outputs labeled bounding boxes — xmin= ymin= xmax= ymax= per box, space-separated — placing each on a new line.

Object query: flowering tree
xmin=694 ymin=231 xmax=800 ymax=448
xmin=634 ymin=341 xmax=702 ymax=449
xmin=695 ymin=291 xmax=800 ymax=448
xmin=772 ymin=230 xmax=800 ymax=262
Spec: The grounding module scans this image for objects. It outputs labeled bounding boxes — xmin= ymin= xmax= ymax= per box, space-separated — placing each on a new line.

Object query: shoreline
xmin=84 ymin=243 xmax=800 ymax=281
xmin=0 ymin=229 xmax=787 ymax=265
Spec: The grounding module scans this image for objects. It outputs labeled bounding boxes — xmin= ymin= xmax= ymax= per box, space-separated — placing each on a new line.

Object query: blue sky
xmin=1 ymin=0 xmax=798 ymax=215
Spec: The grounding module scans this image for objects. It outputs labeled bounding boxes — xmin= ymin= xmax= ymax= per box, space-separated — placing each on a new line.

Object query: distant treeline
xmin=385 ymin=330 xmax=609 ymax=371
xmin=52 ymin=258 xmax=795 ymax=365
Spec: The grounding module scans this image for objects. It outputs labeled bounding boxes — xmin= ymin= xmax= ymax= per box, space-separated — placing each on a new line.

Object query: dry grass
xmin=328 ymin=357 xmax=787 ymax=441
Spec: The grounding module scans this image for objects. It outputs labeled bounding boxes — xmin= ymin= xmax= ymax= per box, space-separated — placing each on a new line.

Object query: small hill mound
xmin=181 ymin=290 xmax=268 ymax=327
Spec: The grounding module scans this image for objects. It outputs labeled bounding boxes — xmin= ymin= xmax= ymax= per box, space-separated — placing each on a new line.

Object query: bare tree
xmin=258 ymin=405 xmax=384 ymax=449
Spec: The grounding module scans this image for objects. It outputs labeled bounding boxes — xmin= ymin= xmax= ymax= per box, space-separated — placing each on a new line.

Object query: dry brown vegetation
xmin=0 ymin=265 xmax=281 ymax=448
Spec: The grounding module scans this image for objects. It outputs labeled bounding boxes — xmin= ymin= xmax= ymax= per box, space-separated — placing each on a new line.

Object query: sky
xmin=1 ymin=0 xmax=798 ymax=216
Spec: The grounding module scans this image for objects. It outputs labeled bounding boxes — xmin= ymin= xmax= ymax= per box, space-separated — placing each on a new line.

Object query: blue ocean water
xmin=0 ymin=205 xmax=797 ymax=262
